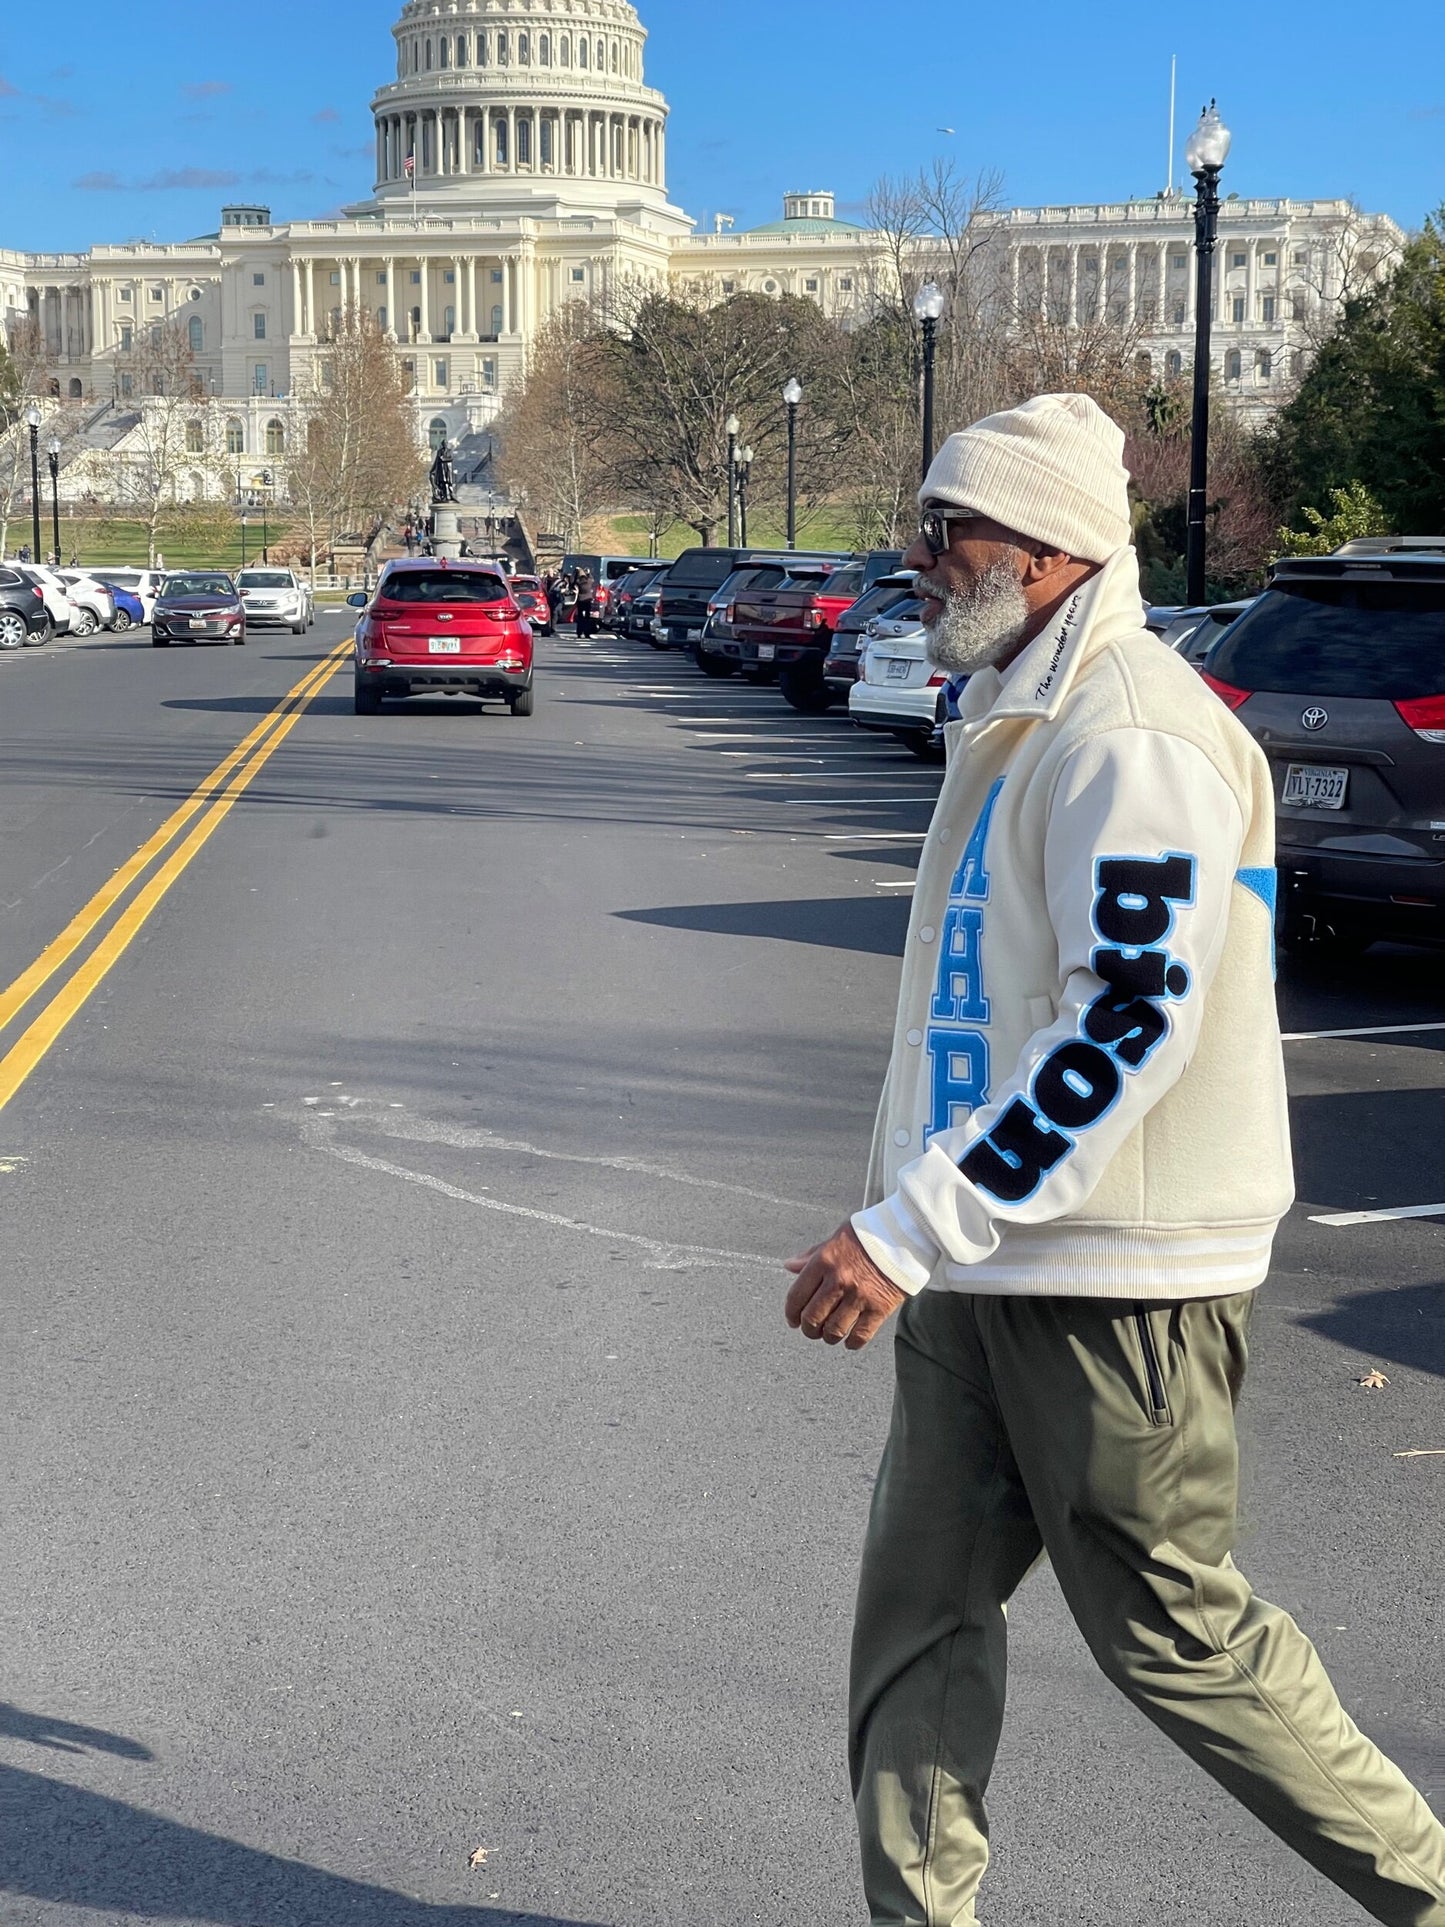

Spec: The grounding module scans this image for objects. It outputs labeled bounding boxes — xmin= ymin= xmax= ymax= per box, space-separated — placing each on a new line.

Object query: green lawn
xmin=17 ymin=517 xmax=293 ymax=572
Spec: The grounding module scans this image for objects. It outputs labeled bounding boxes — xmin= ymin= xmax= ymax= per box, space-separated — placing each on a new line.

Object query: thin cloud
xmin=73 ymin=166 xmax=242 ymax=191
xmin=331 ymin=142 xmax=375 ymax=160
xmin=1408 ymin=103 xmax=1442 ymax=121
xmin=0 ymin=75 xmax=20 ymax=98
xmin=311 ymin=105 xmax=340 ymax=124
xmin=183 ymin=80 xmax=231 ymax=99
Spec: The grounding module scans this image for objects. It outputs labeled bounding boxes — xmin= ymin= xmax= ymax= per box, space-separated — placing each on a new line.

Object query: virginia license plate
xmin=429 ymin=637 xmax=461 ymax=654
xmin=1283 ymin=764 xmax=1347 ymax=809
xmin=757 ymin=643 xmax=775 ymax=660
xmin=886 ymin=658 xmax=910 ymax=680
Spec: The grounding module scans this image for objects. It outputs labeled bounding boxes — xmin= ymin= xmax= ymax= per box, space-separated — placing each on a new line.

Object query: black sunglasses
xmin=918 ymin=508 xmax=979 ymax=557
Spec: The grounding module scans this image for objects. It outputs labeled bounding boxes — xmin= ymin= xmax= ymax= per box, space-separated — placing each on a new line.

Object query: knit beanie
xmin=919 ymin=392 xmax=1132 ymax=563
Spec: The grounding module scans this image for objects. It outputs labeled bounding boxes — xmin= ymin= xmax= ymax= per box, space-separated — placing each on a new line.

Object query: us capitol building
xmin=0 ymin=0 xmax=1404 ymax=495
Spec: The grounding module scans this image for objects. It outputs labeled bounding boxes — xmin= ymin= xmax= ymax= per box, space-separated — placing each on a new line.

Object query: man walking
xmin=784 ymin=394 xmax=1445 ymax=1925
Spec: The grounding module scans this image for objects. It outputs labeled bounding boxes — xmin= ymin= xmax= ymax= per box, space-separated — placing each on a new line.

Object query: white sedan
xmin=236 ymin=567 xmax=314 ymax=632
xmin=848 ymin=610 xmax=949 ymax=758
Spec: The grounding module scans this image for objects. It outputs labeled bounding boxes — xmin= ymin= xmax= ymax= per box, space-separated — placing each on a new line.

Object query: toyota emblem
xmin=1301 ymin=706 xmax=1329 ymax=731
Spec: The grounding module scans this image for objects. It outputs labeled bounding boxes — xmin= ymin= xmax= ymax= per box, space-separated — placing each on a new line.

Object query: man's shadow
xmin=0 ymin=1704 xmax=604 ymax=1927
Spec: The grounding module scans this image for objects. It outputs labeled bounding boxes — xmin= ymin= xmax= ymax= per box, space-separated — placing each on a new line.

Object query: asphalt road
xmin=1 ymin=614 xmax=1442 ymax=1927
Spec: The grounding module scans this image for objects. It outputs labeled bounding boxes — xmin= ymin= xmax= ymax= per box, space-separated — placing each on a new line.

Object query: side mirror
xmin=346 ymin=591 xmax=368 ymax=608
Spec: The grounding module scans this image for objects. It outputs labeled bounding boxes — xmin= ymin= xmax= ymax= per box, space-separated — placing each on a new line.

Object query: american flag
xmin=403 ymin=154 xmax=415 ymax=179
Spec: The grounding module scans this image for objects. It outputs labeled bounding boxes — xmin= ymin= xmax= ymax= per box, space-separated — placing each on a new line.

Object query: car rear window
xmin=379 ymin=570 xmax=509 ymax=604
xmin=667 ymin=552 xmax=740 ymax=589
xmin=603 ymin=560 xmax=647 ymax=582
xmin=720 ymin=567 xmax=786 ymax=595
xmin=1209 ymin=577 xmax=1445 ymax=699
xmin=821 ymin=566 xmax=865 ymax=598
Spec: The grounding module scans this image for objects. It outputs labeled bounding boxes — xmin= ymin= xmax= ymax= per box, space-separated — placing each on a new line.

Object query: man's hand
xmin=784 ymin=1223 xmax=908 ymax=1352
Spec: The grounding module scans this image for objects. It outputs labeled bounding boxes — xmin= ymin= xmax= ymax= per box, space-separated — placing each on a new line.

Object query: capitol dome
xmin=369 ymin=0 xmax=675 ymax=222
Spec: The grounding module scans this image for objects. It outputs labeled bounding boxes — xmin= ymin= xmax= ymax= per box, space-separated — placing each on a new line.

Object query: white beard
xmin=923 ymin=555 xmax=1032 ymax=675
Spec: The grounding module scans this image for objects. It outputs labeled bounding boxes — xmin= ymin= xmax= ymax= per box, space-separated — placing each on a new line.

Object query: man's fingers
xmin=820 ymin=1292 xmax=861 ymax=1346
xmin=798 ymin=1278 xmax=844 ymax=1339
xmin=784 ymin=1260 xmax=822 ymax=1328
xmin=844 ymin=1302 xmax=893 ymax=1351
xmin=783 ymin=1245 xmax=820 ymax=1276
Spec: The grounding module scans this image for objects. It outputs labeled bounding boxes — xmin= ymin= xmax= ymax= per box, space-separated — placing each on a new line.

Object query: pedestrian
xmin=574 ymin=566 xmax=596 ymax=637
xmin=783 ymin=392 xmax=1445 ymax=1927
xmin=18 ymin=544 xmax=29 ymax=562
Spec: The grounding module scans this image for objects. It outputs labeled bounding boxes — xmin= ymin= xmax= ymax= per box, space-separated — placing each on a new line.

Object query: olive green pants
xmin=850 ymin=1290 xmax=1445 ymax=1925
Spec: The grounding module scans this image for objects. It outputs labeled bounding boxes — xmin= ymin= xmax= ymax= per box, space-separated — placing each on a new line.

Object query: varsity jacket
xmin=851 ymin=545 xmax=1294 ymax=1301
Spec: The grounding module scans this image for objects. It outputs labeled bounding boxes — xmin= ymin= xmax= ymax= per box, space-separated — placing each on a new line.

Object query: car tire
xmin=0 ymin=611 xmax=27 ymax=650
xmin=779 ymin=663 xmax=833 ymax=714
xmin=354 ymin=683 xmax=383 ymax=714
xmin=694 ymin=646 xmax=734 ymax=678
xmin=110 ymin=610 xmax=132 ymax=633
xmin=508 ymin=684 xmax=535 ymax=717
xmin=70 ymin=608 xmax=98 ymax=637
xmin=233 ymin=635 xmax=246 ymax=645
xmin=152 ymin=635 xmax=169 ymax=647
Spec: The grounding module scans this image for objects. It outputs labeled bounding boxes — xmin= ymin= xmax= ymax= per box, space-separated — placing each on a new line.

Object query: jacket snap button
xmin=893 ymin=1129 xmax=911 ymax=1147
xmin=906 ymin=1028 xmax=923 ymax=1047
xmin=919 ymin=925 xmax=936 ymax=943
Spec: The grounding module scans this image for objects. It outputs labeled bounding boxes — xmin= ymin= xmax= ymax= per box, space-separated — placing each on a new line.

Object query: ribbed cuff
xmin=851 ymin=1194 xmax=939 ymax=1296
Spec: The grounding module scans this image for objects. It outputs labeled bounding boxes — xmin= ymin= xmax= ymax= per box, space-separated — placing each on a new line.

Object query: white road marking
xmin=311 ymin=1134 xmax=779 ymax=1272
xmin=1282 ymin=1021 xmax=1445 ymax=1042
xmin=1309 ymin=1202 xmax=1445 ymax=1227
xmin=874 ymin=881 xmax=917 ymax=890
xmin=823 ymin=831 xmax=928 ymax=841
xmin=786 ymin=798 xmax=936 ymax=806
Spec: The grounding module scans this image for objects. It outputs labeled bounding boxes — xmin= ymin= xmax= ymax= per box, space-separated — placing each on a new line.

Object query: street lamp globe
xmin=740 ymin=445 xmax=754 ymax=466
xmin=25 ymin=403 xmax=41 ymax=430
xmin=912 ymin=282 xmax=947 ymax=324
xmin=1185 ymin=100 xmax=1231 ymax=174
xmin=48 ymin=436 xmax=61 ymax=458
xmin=725 ymin=413 xmax=740 ymax=437
xmin=782 ymin=378 xmax=803 ymax=407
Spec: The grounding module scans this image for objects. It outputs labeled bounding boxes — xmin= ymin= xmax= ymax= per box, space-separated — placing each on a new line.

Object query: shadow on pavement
xmin=0 ymin=1702 xmax=153 ymax=1759
xmin=1298 ymin=1283 xmax=1445 ymax=1377
xmin=1289 ymin=1089 xmax=1445 ymax=1217
xmin=0 ymin=1764 xmax=606 ymax=1927
xmin=615 ymin=894 xmax=910 ymax=956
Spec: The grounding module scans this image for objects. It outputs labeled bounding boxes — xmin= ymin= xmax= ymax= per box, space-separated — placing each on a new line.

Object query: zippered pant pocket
xmin=1133 ymin=1308 xmax=1173 ymax=1427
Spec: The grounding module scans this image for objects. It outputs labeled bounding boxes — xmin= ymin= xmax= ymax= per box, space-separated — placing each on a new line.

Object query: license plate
xmin=429 ymin=637 xmax=461 ymax=654
xmin=886 ymin=658 xmax=910 ymax=680
xmin=757 ymin=643 xmax=775 ymax=661
xmin=189 ymin=618 xmax=208 ymax=629
xmin=1283 ymin=764 xmax=1348 ymax=810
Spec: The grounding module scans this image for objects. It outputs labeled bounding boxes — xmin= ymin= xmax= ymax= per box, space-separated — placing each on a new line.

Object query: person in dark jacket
xmin=573 ymin=567 xmax=596 ymax=637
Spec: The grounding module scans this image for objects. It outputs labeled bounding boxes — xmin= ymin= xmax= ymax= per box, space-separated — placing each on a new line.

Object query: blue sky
xmin=1 ymin=0 xmax=1440 ymax=253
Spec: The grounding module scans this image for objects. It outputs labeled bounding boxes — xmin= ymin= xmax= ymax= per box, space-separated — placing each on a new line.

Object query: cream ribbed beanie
xmin=919 ymin=392 xmax=1132 ymax=563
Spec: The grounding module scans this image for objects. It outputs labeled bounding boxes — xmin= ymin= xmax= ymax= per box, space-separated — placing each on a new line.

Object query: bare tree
xmin=287 ymin=310 xmax=426 ymax=581
xmin=493 ymin=303 xmax=612 ymax=546
xmin=0 ymin=321 xmax=61 ymax=556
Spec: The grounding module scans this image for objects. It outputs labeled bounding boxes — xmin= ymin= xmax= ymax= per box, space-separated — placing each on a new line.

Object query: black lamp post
xmin=735 ymin=443 xmax=753 ymax=547
xmin=1185 ymin=100 xmax=1231 ymax=605
xmin=47 ymin=436 xmax=61 ymax=565
xmin=259 ymin=468 xmax=274 ymax=562
xmin=26 ymin=405 xmax=42 ymax=564
xmin=782 ymin=378 xmax=802 ymax=550
xmin=725 ymin=412 xmax=740 ymax=546
xmin=240 ymin=513 xmax=249 ymax=568
xmin=912 ymin=282 xmax=947 ymax=483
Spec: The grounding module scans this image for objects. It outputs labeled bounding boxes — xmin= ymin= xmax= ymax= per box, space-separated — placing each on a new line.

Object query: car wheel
xmin=694 ymin=646 xmax=735 ymax=678
xmin=898 ymin=728 xmax=944 ymax=762
xmin=354 ymin=683 xmax=383 ymax=715
xmin=233 ymin=635 xmax=246 ymax=645
xmin=292 ymin=620 xmax=306 ymax=634
xmin=0 ymin=611 xmax=27 ymax=650
xmin=779 ymin=663 xmax=833 ymax=714
xmin=152 ymin=635 xmax=170 ymax=647
xmin=70 ymin=608 xmax=98 ymax=637
xmin=508 ymin=685 xmax=535 ymax=717
xmin=1278 ymin=900 xmax=1372 ymax=964
xmin=110 ymin=610 xmax=132 ymax=633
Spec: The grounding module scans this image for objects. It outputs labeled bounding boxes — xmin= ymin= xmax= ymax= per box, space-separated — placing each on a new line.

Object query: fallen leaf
xmin=468 ymin=1848 xmax=489 ymax=1869
xmin=1357 ymin=1369 xmax=1390 ymax=1391
xmin=1393 ymin=1448 xmax=1445 ymax=1458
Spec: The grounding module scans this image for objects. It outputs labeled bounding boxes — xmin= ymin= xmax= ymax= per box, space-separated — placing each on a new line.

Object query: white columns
xmin=466 ymin=257 xmax=478 ymax=339
xmin=1245 ymin=239 xmax=1257 ymax=332
xmin=459 ymin=109 xmax=471 ymax=174
xmin=507 ymin=105 xmax=516 ymax=172
xmin=1068 ymin=245 xmax=1080 ymax=325
xmin=418 ymin=257 xmax=431 ymax=342
xmin=291 ymin=261 xmax=302 ymax=334
xmin=305 ymin=260 xmax=316 ymax=338
xmin=383 ymin=256 xmax=395 ymax=335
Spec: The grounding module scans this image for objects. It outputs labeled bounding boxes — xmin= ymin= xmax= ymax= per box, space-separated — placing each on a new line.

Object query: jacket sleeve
xmin=852 ymin=726 xmax=1246 ymax=1293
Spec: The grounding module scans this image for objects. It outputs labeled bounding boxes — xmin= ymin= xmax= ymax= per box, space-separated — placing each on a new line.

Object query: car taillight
xmin=805 ymin=608 xmax=824 ymax=629
xmin=927 ymin=672 xmax=947 ymax=687
xmin=1201 ymin=672 xmax=1250 ymax=711
xmin=724 ymin=603 xmax=736 ymax=622
xmin=1393 ymin=694 xmax=1445 ymax=743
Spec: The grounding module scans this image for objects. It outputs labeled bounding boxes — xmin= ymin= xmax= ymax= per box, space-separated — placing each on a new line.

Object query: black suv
xmin=1203 ymin=551 xmax=1445 ymax=953
xmin=0 ymin=566 xmax=53 ymax=649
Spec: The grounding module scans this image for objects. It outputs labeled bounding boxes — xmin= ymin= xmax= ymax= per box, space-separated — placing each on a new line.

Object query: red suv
xmin=349 ymin=561 xmax=535 ymax=716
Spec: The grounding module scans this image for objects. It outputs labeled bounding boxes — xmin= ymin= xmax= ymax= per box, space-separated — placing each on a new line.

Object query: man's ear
xmin=1022 ymin=543 xmax=1073 ymax=584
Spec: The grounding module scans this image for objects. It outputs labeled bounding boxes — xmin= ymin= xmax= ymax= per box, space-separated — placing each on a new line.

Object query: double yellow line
xmin=0 ymin=638 xmax=352 ymax=1115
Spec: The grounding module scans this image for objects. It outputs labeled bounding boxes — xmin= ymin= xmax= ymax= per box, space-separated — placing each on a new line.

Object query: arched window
xmin=491 ymin=303 xmax=504 ymax=335
xmin=496 ymin=29 xmax=508 ymax=63
xmin=477 ymin=31 xmax=487 ymax=64
xmin=578 ymin=35 xmax=588 ymax=65
xmin=560 ymin=33 xmax=571 ymax=64
xmin=424 ymin=37 xmax=432 ymax=68
xmin=456 ymin=34 xmax=468 ymax=65
xmin=411 ymin=306 xmax=421 ymax=335
xmin=1224 ymin=349 xmax=1242 ymax=381
xmin=428 ymin=416 xmax=447 ymax=451
xmin=495 ymin=117 xmax=508 ymax=165
xmin=187 ymin=471 xmax=205 ymax=501
xmin=67 ymin=377 xmax=83 ymax=399
xmin=185 ymin=420 xmax=204 ymax=453
xmin=225 ymin=418 xmax=245 ymax=454
xmin=438 ymin=34 xmax=448 ymax=66
xmin=610 ymin=39 xmax=619 ymax=71
xmin=265 ymin=418 xmax=285 ymax=456
xmin=539 ymin=31 xmax=550 ymax=64
xmin=518 ymin=30 xmax=530 ymax=62
xmin=443 ymin=304 xmax=455 ymax=336
xmin=1165 ymin=350 xmax=1182 ymax=377
xmin=595 ymin=38 xmax=604 ymax=69
xmin=517 ymin=117 xmax=531 ymax=165
xmin=1256 ymin=348 xmax=1272 ymax=380
xmin=188 ymin=314 xmax=203 ymax=352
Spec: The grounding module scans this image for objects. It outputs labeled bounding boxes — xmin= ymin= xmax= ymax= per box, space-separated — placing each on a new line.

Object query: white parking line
xmin=874 ymin=881 xmax=917 ymax=890
xmin=823 ymin=831 xmax=929 ymax=841
xmin=1282 ymin=1021 xmax=1445 ymax=1042
xmin=1309 ymin=1202 xmax=1445 ymax=1227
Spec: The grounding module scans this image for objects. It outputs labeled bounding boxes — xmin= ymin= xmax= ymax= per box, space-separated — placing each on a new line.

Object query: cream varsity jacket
xmin=851 ymin=545 xmax=1294 ymax=1301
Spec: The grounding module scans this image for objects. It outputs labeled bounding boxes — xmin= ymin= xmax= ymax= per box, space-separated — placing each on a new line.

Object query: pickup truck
xmin=723 ymin=551 xmax=903 ymax=711
xmin=656 ymin=546 xmax=847 ymax=656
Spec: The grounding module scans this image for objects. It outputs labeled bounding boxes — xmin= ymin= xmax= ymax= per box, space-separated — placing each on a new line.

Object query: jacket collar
xmin=954 ymin=545 xmax=1146 ymax=730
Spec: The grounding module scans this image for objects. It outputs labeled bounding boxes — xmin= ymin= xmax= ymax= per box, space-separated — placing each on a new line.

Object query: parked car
xmin=347 ymin=560 xmax=534 ymax=715
xmin=235 ymin=567 xmax=314 ymax=633
xmin=1332 ymin=536 xmax=1445 ymax=557
xmin=559 ymin=553 xmax=652 ymax=628
xmin=1145 ymin=600 xmax=1254 ymax=668
xmin=95 ymin=582 xmax=145 ymax=631
xmin=727 ymin=551 xmax=904 ymax=711
xmin=508 ymin=573 xmax=553 ymax=634
xmin=95 ymin=568 xmax=165 ymax=623
xmin=824 ymin=572 xmax=920 ymax=695
xmin=15 ymin=565 xmax=80 ymax=636
xmin=52 ymin=570 xmax=117 ymax=635
xmin=151 ymin=572 xmax=246 ymax=646
xmin=0 ymin=565 xmax=52 ymax=649
xmin=654 ymin=546 xmax=848 ymax=653
xmin=696 ymin=561 xmax=800 ymax=677
xmin=628 ymin=571 xmax=670 ymax=643
xmin=1202 ymin=551 xmax=1445 ymax=953
xmin=848 ymin=605 xmax=949 ymax=757
xmin=612 ymin=565 xmax=667 ymax=639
